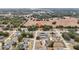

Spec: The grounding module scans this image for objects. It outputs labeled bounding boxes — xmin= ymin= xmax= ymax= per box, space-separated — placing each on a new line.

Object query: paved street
xmin=54 ymin=29 xmax=71 ymax=49
xmin=4 ymin=30 xmax=17 ymax=45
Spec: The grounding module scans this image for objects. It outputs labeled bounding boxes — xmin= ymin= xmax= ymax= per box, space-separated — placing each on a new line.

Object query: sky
xmin=0 ymin=0 xmax=79 ymax=8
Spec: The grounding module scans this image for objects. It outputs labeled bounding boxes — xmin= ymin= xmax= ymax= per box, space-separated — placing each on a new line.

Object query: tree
xmin=21 ymin=32 xmax=26 ymax=37
xmin=16 ymin=44 xmax=25 ymax=50
xmin=36 ymin=36 xmax=40 ymax=40
xmin=0 ymin=31 xmax=9 ymax=37
xmin=18 ymin=28 xmax=21 ymax=31
xmin=77 ymin=20 xmax=79 ymax=24
xmin=73 ymin=45 xmax=79 ymax=50
xmin=56 ymin=25 xmax=64 ymax=28
xmin=18 ymin=35 xmax=23 ymax=42
xmin=2 ymin=42 xmax=4 ymax=49
xmin=62 ymin=32 xmax=71 ymax=41
xmin=12 ymin=42 xmax=17 ymax=47
xmin=42 ymin=25 xmax=52 ymax=31
xmin=48 ymin=41 xmax=54 ymax=47
xmin=21 ymin=32 xmax=34 ymax=38
xmin=68 ymin=31 xmax=76 ymax=39
xmin=52 ymin=21 xmax=56 ymax=25
xmin=28 ymin=25 xmax=38 ymax=31
xmin=74 ymin=35 xmax=79 ymax=42
xmin=4 ymin=32 xmax=9 ymax=37
xmin=26 ymin=33 xmax=33 ymax=38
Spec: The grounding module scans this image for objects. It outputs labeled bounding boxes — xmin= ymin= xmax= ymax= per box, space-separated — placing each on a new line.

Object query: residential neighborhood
xmin=0 ymin=8 xmax=79 ymax=50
